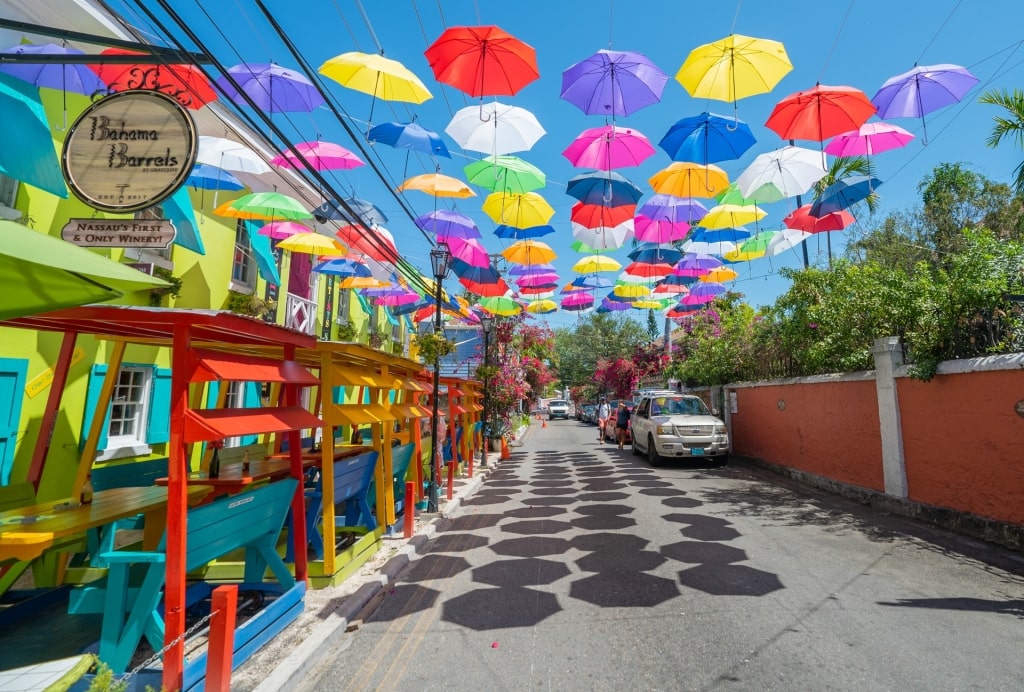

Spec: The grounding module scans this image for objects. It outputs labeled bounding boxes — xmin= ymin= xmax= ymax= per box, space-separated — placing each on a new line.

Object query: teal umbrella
xmin=0 ymin=73 xmax=66 ymax=198
xmin=0 ymin=220 xmax=168 ymax=320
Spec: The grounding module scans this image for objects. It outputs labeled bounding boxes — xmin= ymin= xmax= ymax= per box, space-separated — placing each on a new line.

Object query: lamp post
xmin=427 ymin=242 xmax=452 ymax=513
xmin=479 ymin=315 xmax=494 ymax=468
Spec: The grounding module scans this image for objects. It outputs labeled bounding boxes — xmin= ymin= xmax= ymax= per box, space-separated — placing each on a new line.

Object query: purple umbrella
xmin=0 ymin=43 xmax=107 ymax=95
xmin=599 ymin=296 xmax=632 ymax=312
xmin=216 ymin=62 xmax=325 ymax=113
xmin=674 ymin=253 xmax=723 ymax=277
xmin=560 ymin=49 xmax=669 ymax=117
xmin=638 ymin=194 xmax=708 ymax=225
xmin=416 ymin=210 xmax=480 ymax=240
xmin=871 ymin=64 xmax=978 ymax=143
xmin=517 ymin=273 xmax=560 ymax=288
xmin=508 ymin=263 xmax=556 ymax=277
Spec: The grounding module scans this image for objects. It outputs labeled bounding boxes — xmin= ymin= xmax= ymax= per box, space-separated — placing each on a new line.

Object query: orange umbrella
xmin=649 ymin=162 xmax=729 ymax=198
xmin=398 ymin=173 xmax=475 ymax=198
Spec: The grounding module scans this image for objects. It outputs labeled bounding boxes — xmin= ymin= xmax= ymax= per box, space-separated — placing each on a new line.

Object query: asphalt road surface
xmin=300 ymin=418 xmax=1024 ymax=691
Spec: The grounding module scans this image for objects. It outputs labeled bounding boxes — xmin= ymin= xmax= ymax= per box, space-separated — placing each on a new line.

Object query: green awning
xmin=0 ymin=219 xmax=168 ymax=320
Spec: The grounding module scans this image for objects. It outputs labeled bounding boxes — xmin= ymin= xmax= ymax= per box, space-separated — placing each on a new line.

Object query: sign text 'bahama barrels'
xmin=61 ymin=90 xmax=198 ymax=213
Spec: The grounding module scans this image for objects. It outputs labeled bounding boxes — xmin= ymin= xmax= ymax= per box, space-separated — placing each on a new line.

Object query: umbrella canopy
xmin=313 ymin=197 xmax=388 ymax=226
xmin=276 ymin=232 xmax=346 ymax=256
xmin=501 ymin=239 xmax=557 ymax=265
xmin=271 ymin=140 xmax=364 ymax=171
xmin=715 ymin=180 xmax=780 ymax=205
xmin=783 ymin=204 xmax=855 ymax=233
xmin=187 ymin=163 xmax=244 ymax=191
xmin=482 ymin=192 xmax=555 ymax=228
xmin=312 ymin=257 xmax=373 ymax=277
xmin=415 ymin=210 xmax=479 ymax=239
xmin=700 ymin=267 xmax=739 ymax=283
xmin=399 ymin=173 xmax=475 ymax=198
xmin=624 ymin=261 xmax=673 ymax=278
xmin=516 ymin=272 xmax=560 ymax=288
xmin=479 ymin=295 xmax=522 ymax=316
xmin=766 ymin=84 xmax=877 ymax=142
xmin=367 ymin=121 xmax=450 ymax=157
xmin=572 ymin=274 xmax=614 ymax=289
xmin=258 ymin=221 xmax=311 ymax=239
xmin=0 ymin=74 xmax=66 ymax=198
xmin=809 ymin=176 xmax=881 ymax=217
xmin=566 ymin=170 xmax=644 ymax=206
xmin=659 ymin=112 xmax=757 ymax=164
xmin=649 ymin=162 xmax=729 ymax=198
xmin=508 ymin=263 xmax=556 ymax=276
xmin=446 ymin=102 xmax=545 ymax=155
xmin=464 ymin=155 xmax=545 ymax=193
xmin=0 ymin=43 xmax=107 ymax=95
xmin=571 ymin=218 xmax=634 ymax=251
xmin=89 ymin=47 xmax=216 ymax=109
xmin=335 ymin=224 xmax=398 ymax=261
xmin=445 ymin=236 xmax=491 ymax=267
xmin=682 ymin=239 xmax=737 ymax=256
xmin=573 ymin=255 xmax=621 ymax=273
xmin=613 ymin=283 xmax=650 ymax=298
xmin=735 ymin=146 xmax=827 ymax=199
xmin=824 ymin=122 xmax=914 ymax=157
xmin=218 ymin=191 xmax=312 ymax=221
xmin=216 ymin=62 xmax=324 ymax=113
xmin=689 ymin=227 xmax=751 ymax=243
xmin=766 ymin=228 xmax=813 ymax=257
xmin=872 ymin=63 xmax=978 ymax=118
xmin=493 ymin=223 xmax=555 ymax=239
xmin=638 ymin=194 xmax=708 ymax=224
xmin=563 ymin=125 xmax=655 ymax=170
xmin=319 ymin=51 xmax=432 ymax=103
xmin=526 ymin=299 xmax=558 ymax=314
xmin=600 ymin=297 xmax=633 ymax=312
xmin=633 ymin=214 xmax=690 ymax=243
xmin=0 ymin=220 xmax=169 ymax=320
xmin=560 ymin=48 xmax=669 ymax=116
xmin=425 ymin=25 xmax=539 ymax=97
xmin=197 ymin=136 xmax=272 ymax=174
xmin=698 ymin=204 xmax=766 ymax=230
xmin=628 ymin=244 xmax=683 ymax=265
xmin=571 ymin=202 xmax=635 ymax=229
xmin=562 ymin=291 xmax=596 ymax=307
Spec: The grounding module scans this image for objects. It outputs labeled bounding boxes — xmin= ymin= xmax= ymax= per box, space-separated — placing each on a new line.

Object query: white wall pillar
xmin=872 ymin=336 xmax=908 ymax=497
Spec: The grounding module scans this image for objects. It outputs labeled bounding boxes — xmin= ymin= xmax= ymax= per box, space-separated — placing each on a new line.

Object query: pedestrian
xmin=615 ymin=401 xmax=631 ymax=449
xmin=596 ymin=397 xmax=611 ymax=443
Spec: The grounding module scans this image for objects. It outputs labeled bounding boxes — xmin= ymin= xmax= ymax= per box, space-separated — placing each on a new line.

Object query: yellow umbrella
xmin=340 ymin=276 xmax=388 ymax=288
xmin=633 ymin=299 xmax=671 ymax=310
xmin=676 ymin=34 xmax=792 ymax=103
xmin=500 ymin=239 xmax=557 ymax=265
xmin=277 ymin=232 xmax=347 ymax=256
xmin=319 ymin=51 xmax=432 ymax=103
xmin=398 ymin=173 xmax=475 ymax=198
xmin=482 ymin=192 xmax=555 ymax=228
xmin=700 ymin=267 xmax=739 ymax=283
xmin=526 ymin=299 xmax=558 ymax=314
xmin=698 ymin=204 xmax=767 ymax=230
xmin=649 ymin=162 xmax=729 ymax=198
xmin=613 ymin=283 xmax=650 ymax=298
xmin=572 ymin=255 xmax=621 ymax=273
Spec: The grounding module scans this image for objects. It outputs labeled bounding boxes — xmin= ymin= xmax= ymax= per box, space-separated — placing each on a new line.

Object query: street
xmin=299 ymin=418 xmax=1024 ymax=691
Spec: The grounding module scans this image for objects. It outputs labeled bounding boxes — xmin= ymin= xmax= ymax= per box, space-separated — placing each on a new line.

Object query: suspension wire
xmin=729 ymin=0 xmax=742 ymax=34
xmin=334 ymin=0 xmax=364 ymax=52
xmin=608 ymin=0 xmax=613 ymax=49
xmin=817 ymin=0 xmax=854 ymax=83
xmin=917 ymin=0 xmax=963 ymax=65
xmin=354 ymin=0 xmax=384 ymax=54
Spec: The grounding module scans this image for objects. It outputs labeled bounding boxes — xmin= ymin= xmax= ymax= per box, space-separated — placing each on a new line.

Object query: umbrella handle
xmin=478 ymin=101 xmax=492 ymax=123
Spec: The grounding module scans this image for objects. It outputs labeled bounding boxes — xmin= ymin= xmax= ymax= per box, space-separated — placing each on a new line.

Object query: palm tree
xmin=808 ymin=155 xmax=878 ymax=267
xmin=979 ymin=88 xmax=1024 ymax=193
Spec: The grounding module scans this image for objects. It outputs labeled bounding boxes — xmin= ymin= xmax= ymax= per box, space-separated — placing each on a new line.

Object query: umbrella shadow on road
xmin=876 ymin=597 xmax=1024 ymax=618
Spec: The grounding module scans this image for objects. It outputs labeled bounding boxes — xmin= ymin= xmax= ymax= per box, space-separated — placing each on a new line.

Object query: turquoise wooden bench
xmin=68 ymin=478 xmax=299 ymax=675
xmin=366 ymin=443 xmax=416 ymax=519
xmin=301 ymin=450 xmax=379 ymax=560
xmin=82 ymin=458 xmax=170 ymax=564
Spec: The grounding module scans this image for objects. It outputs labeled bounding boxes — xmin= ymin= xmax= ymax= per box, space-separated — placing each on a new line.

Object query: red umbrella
xmin=424 ymin=25 xmax=539 ymax=97
xmin=90 ymin=48 xmax=217 ymax=110
xmin=460 ymin=277 xmax=510 ymax=296
xmin=335 ymin=224 xmax=397 ymax=261
xmin=783 ymin=204 xmax=855 ymax=233
xmin=570 ymin=202 xmax=635 ymax=229
xmin=765 ymin=84 xmax=876 ymax=142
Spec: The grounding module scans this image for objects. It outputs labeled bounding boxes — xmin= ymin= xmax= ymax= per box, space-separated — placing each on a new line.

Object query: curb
xmin=253 ymin=468 xmax=490 ymax=691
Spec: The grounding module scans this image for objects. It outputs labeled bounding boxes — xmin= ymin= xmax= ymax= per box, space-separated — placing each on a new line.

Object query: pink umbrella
xmin=271 ymin=140 xmax=365 ymax=170
xmin=516 ymin=273 xmax=560 ymax=287
xmin=562 ymin=125 xmax=656 ymax=170
xmin=445 ymin=236 xmax=491 ymax=267
xmin=824 ymin=122 xmax=914 ymax=157
xmin=562 ymin=291 xmax=595 ymax=308
xmin=258 ymin=221 xmax=311 ymax=239
xmin=633 ymin=214 xmax=690 ymax=243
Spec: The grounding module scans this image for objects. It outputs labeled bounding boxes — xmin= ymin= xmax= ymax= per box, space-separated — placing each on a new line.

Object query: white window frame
xmin=223 ymin=382 xmax=244 ymax=448
xmin=126 ymin=205 xmax=174 ymax=270
xmin=98 ymin=366 xmax=153 ymax=461
xmin=231 ymin=220 xmax=256 ymax=291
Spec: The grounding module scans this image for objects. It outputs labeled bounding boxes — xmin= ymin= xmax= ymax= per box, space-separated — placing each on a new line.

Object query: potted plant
xmin=413 ymin=332 xmax=455 ymax=363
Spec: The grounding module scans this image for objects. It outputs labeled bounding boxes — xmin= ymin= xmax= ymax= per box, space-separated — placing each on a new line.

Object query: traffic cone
xmin=542 ymin=418 xmax=547 ymax=428
xmin=500 ymin=436 xmax=511 ymax=460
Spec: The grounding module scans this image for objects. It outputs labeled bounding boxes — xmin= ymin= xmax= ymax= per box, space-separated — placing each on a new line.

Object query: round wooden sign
xmin=61 ymin=90 xmax=198 ymax=213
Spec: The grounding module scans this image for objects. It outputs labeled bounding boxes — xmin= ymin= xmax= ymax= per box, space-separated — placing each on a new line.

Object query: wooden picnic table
xmin=0 ymin=485 xmax=211 ymax=563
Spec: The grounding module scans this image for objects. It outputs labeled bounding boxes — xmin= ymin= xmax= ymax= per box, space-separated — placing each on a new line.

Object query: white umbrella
xmin=766 ymin=228 xmax=813 ymax=257
xmin=735 ymin=145 xmax=827 ymax=200
xmin=197 ymin=135 xmax=272 ymax=174
xmin=681 ymin=239 xmax=737 ymax=256
xmin=445 ymin=102 xmax=546 ymax=155
xmin=571 ymin=218 xmax=634 ymax=250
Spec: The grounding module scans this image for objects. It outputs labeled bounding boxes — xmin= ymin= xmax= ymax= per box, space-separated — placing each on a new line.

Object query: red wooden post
xmin=28 ymin=331 xmax=77 ymax=491
xmin=404 ymin=481 xmax=415 ymax=538
xmin=206 ymin=584 xmax=239 ymax=692
xmin=446 ymin=460 xmax=454 ymax=501
xmin=283 ymin=345 xmax=308 ymax=585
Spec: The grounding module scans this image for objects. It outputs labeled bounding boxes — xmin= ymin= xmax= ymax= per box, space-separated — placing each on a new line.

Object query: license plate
xmin=690 ymin=447 xmax=705 ymax=456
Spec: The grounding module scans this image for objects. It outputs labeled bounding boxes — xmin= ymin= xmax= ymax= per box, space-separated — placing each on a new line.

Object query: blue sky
xmin=110 ymin=0 xmax=1024 ymax=331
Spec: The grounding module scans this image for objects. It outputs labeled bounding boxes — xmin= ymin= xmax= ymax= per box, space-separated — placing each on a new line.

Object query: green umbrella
xmin=216 ymin=191 xmax=313 ymax=221
xmin=0 ymin=73 xmax=67 ymax=198
xmin=0 ymin=220 xmax=168 ymax=320
xmin=464 ymin=155 xmax=546 ymax=194
xmin=478 ymin=295 xmax=522 ymax=316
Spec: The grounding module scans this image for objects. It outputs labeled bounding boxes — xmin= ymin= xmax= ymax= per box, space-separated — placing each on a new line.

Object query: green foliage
xmin=87 ymin=660 xmax=127 ymax=692
xmin=335 ymin=321 xmax=357 ymax=342
xmin=553 ymin=313 xmax=647 ymax=388
xmin=148 ymin=267 xmax=183 ymax=307
xmin=225 ymin=290 xmax=276 ymax=319
xmin=668 ymin=295 xmax=761 ymax=386
xmin=645 ymin=309 xmax=660 ymax=343
xmin=980 ymin=88 xmax=1024 ymax=193
xmin=413 ymin=331 xmax=455 ymax=363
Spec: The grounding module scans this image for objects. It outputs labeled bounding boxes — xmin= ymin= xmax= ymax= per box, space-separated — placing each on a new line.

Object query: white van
xmin=547 ymin=399 xmax=569 ymax=420
xmin=630 ymin=393 xmax=729 ymax=466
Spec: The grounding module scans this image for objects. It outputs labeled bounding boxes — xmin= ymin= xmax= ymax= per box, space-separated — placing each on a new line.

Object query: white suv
xmin=630 ymin=393 xmax=729 ymax=466
xmin=547 ymin=399 xmax=569 ymax=420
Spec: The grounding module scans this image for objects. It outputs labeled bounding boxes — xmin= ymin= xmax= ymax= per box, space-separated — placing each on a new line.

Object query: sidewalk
xmin=233 ymin=428 xmax=531 ymax=692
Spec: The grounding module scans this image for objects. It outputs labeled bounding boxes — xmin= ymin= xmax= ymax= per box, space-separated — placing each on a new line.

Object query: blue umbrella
xmin=0 ymin=73 xmax=66 ymax=198
xmin=312 ymin=258 xmax=373 ymax=277
xmin=493 ymin=223 xmax=555 ymax=239
xmin=627 ymin=244 xmax=683 ymax=265
xmin=0 ymin=43 xmax=107 ymax=95
xmin=566 ymin=170 xmax=644 ymax=206
xmin=659 ymin=112 xmax=757 ymax=164
xmin=187 ymin=163 xmax=244 ymax=191
xmin=451 ymin=257 xmax=499 ymax=283
xmin=508 ymin=263 xmax=556 ymax=277
xmin=368 ymin=121 xmax=450 ymax=158
xmin=689 ymin=227 xmax=751 ymax=243
xmin=809 ymin=176 xmax=881 ymax=216
xmin=313 ymin=197 xmax=388 ymax=226
xmin=572 ymin=274 xmax=613 ymax=289
xmin=657 ymin=274 xmax=698 ymax=287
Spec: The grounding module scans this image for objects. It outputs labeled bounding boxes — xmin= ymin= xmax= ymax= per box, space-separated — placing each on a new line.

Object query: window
xmin=232 ymin=220 xmax=255 ymax=288
xmin=0 ymin=174 xmax=20 ymax=220
xmin=134 ymin=205 xmax=172 ymax=261
xmin=223 ymin=382 xmax=243 ymax=448
xmin=337 ymin=288 xmax=351 ymax=324
xmin=107 ymin=367 xmax=152 ymax=447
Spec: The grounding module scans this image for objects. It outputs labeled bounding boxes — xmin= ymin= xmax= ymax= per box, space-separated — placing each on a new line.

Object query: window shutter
xmin=81 ymin=364 xmax=110 ymax=452
xmin=0 ymin=358 xmax=28 ymax=485
xmin=146 ymin=367 xmax=172 ymax=444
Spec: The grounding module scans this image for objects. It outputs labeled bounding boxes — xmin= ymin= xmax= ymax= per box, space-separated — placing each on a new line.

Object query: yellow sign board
xmin=26 ymin=347 xmax=85 ymax=398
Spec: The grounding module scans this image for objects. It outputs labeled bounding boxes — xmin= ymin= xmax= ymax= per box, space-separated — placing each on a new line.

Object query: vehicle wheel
xmin=631 ymin=436 xmax=641 ymax=457
xmin=647 ymin=435 xmax=662 ymax=467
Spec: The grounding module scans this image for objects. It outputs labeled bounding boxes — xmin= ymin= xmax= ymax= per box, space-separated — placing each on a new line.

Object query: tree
xmin=553 ymin=313 xmax=646 ymax=389
xmin=980 ymin=88 xmax=1024 ymax=193
xmin=645 ymin=309 xmax=660 ymax=343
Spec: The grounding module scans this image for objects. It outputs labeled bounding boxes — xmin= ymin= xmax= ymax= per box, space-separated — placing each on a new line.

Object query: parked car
xmin=630 ymin=393 xmax=729 ymax=466
xmin=581 ymin=404 xmax=597 ymax=424
xmin=603 ymin=402 xmax=633 ymax=444
xmin=547 ymin=399 xmax=570 ymax=420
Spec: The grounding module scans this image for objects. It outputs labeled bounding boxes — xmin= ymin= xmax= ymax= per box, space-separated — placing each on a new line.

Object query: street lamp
xmin=479 ymin=315 xmax=494 ymax=468
xmin=427 ymin=242 xmax=452 ymax=513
